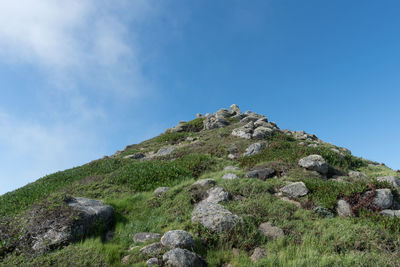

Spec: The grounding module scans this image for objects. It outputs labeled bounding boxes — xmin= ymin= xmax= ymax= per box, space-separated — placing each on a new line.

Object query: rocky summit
xmin=1 ymin=104 xmax=400 ymax=266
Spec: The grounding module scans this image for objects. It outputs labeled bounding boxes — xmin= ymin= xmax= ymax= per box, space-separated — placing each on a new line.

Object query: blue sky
xmin=0 ymin=0 xmax=399 ymax=195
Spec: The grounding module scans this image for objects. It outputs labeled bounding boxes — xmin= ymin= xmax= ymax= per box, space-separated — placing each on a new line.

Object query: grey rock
xmin=191 ymin=202 xmax=241 ymax=233
xmin=243 ymin=142 xmax=265 ymax=157
xmin=161 ymin=230 xmax=195 ymax=249
xmin=224 ymin=166 xmax=239 ymax=171
xmin=336 ymin=200 xmax=353 ymax=217
xmin=258 ymin=222 xmax=284 ymax=239
xmin=377 ymin=176 xmax=400 ymax=187
xmin=146 ymin=257 xmax=160 ymax=266
xmin=31 ymin=197 xmax=114 ymax=253
xmin=246 ymin=168 xmax=276 ymax=180
xmin=204 ymin=116 xmax=230 ymax=130
xmin=229 ymin=104 xmax=242 ymax=115
xmin=371 ymin=189 xmax=393 ymax=209
xmin=215 ymin=109 xmax=231 ymax=119
xmin=121 ymin=255 xmax=131 ymax=265
xmin=133 ymin=232 xmax=162 ymax=243
xmin=252 ymin=127 xmax=274 ymax=139
xmin=348 ymin=171 xmax=368 ymax=181
xmin=298 ymin=155 xmax=328 ymax=175
xmin=280 ymin=182 xmax=309 ymax=198
xmin=231 ymin=122 xmax=254 ymax=139
xmin=139 ymin=242 xmax=164 ymax=256
xmin=380 ymin=210 xmax=400 ymax=217
xmin=222 ymin=173 xmax=239 ymax=180
xmin=308 ymin=144 xmax=318 ymax=148
xmin=313 ymin=206 xmax=335 ymax=218
xmin=163 ymin=248 xmax=206 ymax=267
xmin=250 ymin=247 xmax=267 ymax=263
xmin=293 ymin=131 xmax=319 ymax=141
xmin=169 ymin=122 xmax=188 ymax=133
xmin=193 ymin=179 xmax=216 ymax=187
xmin=204 ymin=186 xmax=231 ymax=203
xmin=154 ymin=187 xmax=170 ymax=197
xmin=227 ymin=154 xmax=236 ymax=159
xmin=196 ymin=113 xmax=203 ymax=118
xmin=157 ymin=147 xmax=176 ymax=157
xmin=123 ymin=153 xmax=145 ymax=159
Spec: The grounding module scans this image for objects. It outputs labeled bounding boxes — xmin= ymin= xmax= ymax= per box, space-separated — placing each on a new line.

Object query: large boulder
xmin=139 ymin=242 xmax=165 ymax=256
xmin=243 ymin=142 xmax=265 ymax=157
xmin=252 ymin=127 xmax=274 ymax=140
xmin=204 ymin=116 xmax=230 ymax=130
xmin=377 ymin=176 xmax=400 ymax=187
xmin=215 ymin=109 xmax=231 ymax=119
xmin=371 ymin=189 xmax=393 ymax=209
xmin=161 ymin=230 xmax=195 ymax=249
xmin=298 ymin=155 xmax=328 ymax=175
xmin=293 ymin=131 xmax=319 ymax=141
xmin=280 ymin=182 xmax=309 ymax=198
xmin=231 ymin=122 xmax=254 ymax=139
xmin=191 ymin=202 xmax=241 ymax=233
xmin=30 ymin=197 xmax=113 ymax=253
xmin=163 ymin=248 xmax=206 ymax=267
xmin=229 ymin=104 xmax=242 ymax=116
xmin=348 ymin=171 xmax=368 ymax=181
xmin=246 ymin=168 xmax=276 ymax=180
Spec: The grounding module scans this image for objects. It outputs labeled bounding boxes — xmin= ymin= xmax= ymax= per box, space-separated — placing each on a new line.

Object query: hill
xmin=1 ymin=104 xmax=400 ymax=267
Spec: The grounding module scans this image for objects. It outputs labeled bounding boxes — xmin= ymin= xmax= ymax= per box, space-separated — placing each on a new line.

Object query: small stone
xmin=227 ymin=154 xmax=236 ymax=159
xmin=161 ymin=230 xmax=195 ymax=249
xmin=139 ymin=242 xmax=164 ymax=256
xmin=246 ymin=168 xmax=275 ymax=180
xmin=348 ymin=171 xmax=368 ymax=181
xmin=224 ymin=166 xmax=239 ymax=171
xmin=121 ymin=255 xmax=131 ymax=265
xmin=154 ymin=187 xmax=170 ymax=197
xmin=336 ymin=200 xmax=353 ymax=217
xmin=280 ymin=182 xmax=309 ymax=198
xmin=380 ymin=210 xmax=400 ymax=217
xmin=222 ymin=173 xmax=239 ymax=180
xmin=250 ymin=247 xmax=267 ymax=263
xmin=243 ymin=142 xmax=265 ymax=157
xmin=146 ymin=257 xmax=159 ymax=266
xmin=258 ymin=222 xmax=284 ymax=239
xmin=133 ymin=232 xmax=162 ymax=243
xmin=163 ymin=248 xmax=206 ymax=267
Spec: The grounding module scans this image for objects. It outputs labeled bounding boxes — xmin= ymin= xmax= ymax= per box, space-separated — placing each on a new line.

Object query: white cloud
xmin=0 ymin=111 xmax=104 ymax=195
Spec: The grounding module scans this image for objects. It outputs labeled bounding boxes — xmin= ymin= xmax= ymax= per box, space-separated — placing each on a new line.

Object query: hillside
xmin=1 ymin=104 xmax=400 ymax=267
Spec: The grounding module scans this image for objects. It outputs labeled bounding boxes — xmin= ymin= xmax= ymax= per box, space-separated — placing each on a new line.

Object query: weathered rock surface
xmin=293 ymin=131 xmax=319 ymax=141
xmin=193 ymin=179 xmax=216 ymax=187
xmin=224 ymin=166 xmax=239 ymax=171
xmin=222 ymin=173 xmax=239 ymax=180
xmin=204 ymin=186 xmax=231 ymax=203
xmin=243 ymin=142 xmax=265 ymax=157
xmin=163 ymin=248 xmax=206 ymax=267
xmin=204 ymin=116 xmax=230 ymax=130
xmin=258 ymin=222 xmax=284 ymax=239
xmin=191 ymin=202 xmax=241 ymax=233
xmin=229 ymin=104 xmax=242 ymax=116
xmin=133 ymin=232 xmax=162 ymax=243
xmin=280 ymin=182 xmax=309 ymax=198
xmin=377 ymin=176 xmax=400 ymax=187
xmin=380 ymin=210 xmax=400 ymax=217
xmin=246 ymin=168 xmax=276 ymax=180
xmin=371 ymin=189 xmax=393 ymax=209
xmin=161 ymin=230 xmax=195 ymax=249
xmin=123 ymin=153 xmax=145 ymax=159
xmin=231 ymin=122 xmax=254 ymax=139
xmin=298 ymin=155 xmax=328 ymax=175
xmin=154 ymin=187 xmax=170 ymax=197
xmin=336 ymin=200 xmax=353 ymax=217
xmin=250 ymin=247 xmax=267 ymax=263
xmin=31 ymin=197 xmax=113 ymax=253
xmin=146 ymin=257 xmax=160 ymax=266
xmin=215 ymin=109 xmax=231 ymax=119
xmin=139 ymin=242 xmax=164 ymax=255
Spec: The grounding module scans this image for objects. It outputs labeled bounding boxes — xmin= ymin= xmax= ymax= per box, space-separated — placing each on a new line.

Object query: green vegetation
xmin=1 ymin=117 xmax=400 ymax=266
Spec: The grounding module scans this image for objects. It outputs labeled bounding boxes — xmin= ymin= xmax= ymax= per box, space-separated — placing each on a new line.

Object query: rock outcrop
xmin=298 ymin=155 xmax=328 ymax=175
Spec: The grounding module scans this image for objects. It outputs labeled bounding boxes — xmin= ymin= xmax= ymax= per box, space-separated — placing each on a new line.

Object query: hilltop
xmin=1 ymin=104 xmax=400 ymax=266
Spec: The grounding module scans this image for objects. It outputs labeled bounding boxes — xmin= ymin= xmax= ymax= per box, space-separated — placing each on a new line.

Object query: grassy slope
xmin=1 ymin=119 xmax=400 ymax=266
